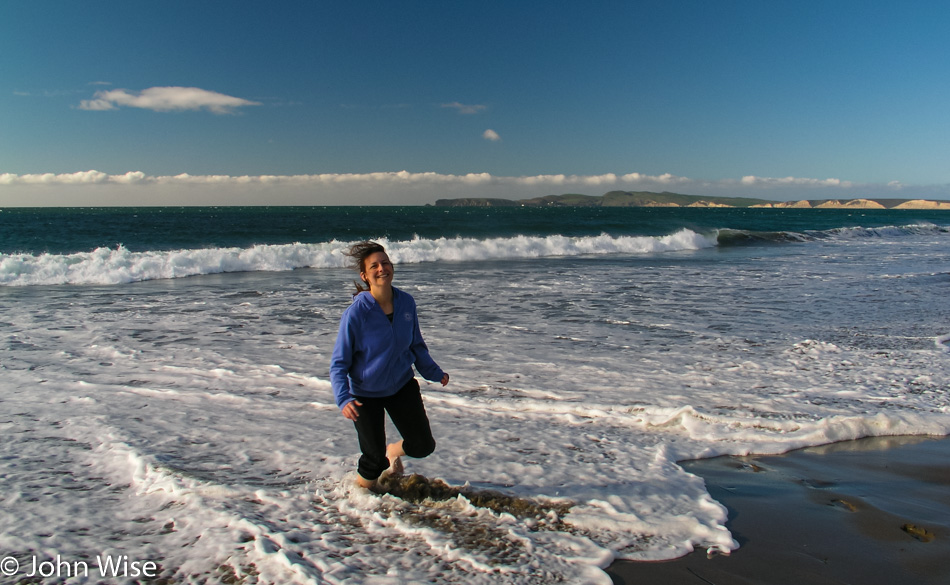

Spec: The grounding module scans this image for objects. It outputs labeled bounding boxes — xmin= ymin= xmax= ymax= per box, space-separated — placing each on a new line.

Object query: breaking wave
xmin=0 ymin=229 xmax=716 ymax=286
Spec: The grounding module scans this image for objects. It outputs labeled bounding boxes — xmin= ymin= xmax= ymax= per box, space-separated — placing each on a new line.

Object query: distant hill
xmin=435 ymin=191 xmax=950 ymax=210
xmin=521 ymin=191 xmax=776 ymax=207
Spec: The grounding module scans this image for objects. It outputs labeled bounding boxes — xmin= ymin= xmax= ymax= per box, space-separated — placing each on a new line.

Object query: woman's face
xmin=360 ymin=251 xmax=394 ymax=290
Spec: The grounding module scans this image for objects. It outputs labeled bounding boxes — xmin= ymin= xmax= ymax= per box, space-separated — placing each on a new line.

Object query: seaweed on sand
xmin=379 ymin=472 xmax=572 ymax=528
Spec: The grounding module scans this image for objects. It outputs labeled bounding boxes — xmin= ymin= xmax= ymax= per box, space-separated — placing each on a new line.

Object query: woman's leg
xmin=351 ymin=396 xmax=389 ymax=483
xmin=386 ymin=379 xmax=436 ymax=459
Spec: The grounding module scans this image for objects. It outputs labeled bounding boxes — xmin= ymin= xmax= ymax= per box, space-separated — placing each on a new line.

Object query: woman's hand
xmin=441 ymin=373 xmax=450 ymax=386
xmin=341 ymin=399 xmax=362 ymax=421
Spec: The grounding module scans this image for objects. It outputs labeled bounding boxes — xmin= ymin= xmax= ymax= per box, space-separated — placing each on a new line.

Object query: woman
xmin=330 ymin=241 xmax=449 ymax=490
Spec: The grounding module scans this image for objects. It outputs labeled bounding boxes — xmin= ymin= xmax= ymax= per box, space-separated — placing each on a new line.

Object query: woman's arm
xmin=407 ymin=302 xmax=446 ymax=384
xmin=330 ymin=310 xmax=357 ymax=409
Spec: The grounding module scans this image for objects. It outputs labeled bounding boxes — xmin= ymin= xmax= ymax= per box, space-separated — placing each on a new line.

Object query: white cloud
xmin=482 ymin=129 xmax=501 ymax=142
xmin=0 ymin=170 xmax=497 ymax=188
xmin=442 ymin=102 xmax=487 ymax=114
xmin=0 ymin=170 xmax=111 ymax=184
xmin=581 ymin=173 xmax=617 ymax=186
xmin=0 ymin=170 xmax=897 ymax=191
xmin=739 ymin=175 xmax=851 ymax=188
xmin=78 ymin=86 xmax=262 ymax=114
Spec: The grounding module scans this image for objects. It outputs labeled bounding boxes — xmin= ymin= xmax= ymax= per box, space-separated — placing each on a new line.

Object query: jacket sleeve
xmin=408 ymin=302 xmax=444 ymax=382
xmin=330 ymin=308 xmax=356 ymax=409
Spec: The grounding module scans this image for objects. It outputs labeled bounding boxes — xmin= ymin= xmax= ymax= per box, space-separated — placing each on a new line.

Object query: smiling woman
xmin=330 ymin=240 xmax=451 ymax=491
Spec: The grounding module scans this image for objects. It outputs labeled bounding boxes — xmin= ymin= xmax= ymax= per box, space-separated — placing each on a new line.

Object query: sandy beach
xmin=606 ymin=435 xmax=950 ymax=584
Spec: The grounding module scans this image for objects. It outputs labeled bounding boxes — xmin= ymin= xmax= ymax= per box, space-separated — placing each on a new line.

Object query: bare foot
xmin=382 ymin=456 xmax=403 ymax=478
xmin=382 ymin=441 xmax=405 ymax=478
xmin=355 ymin=474 xmax=376 ymax=490
xmin=386 ymin=440 xmax=405 ymax=460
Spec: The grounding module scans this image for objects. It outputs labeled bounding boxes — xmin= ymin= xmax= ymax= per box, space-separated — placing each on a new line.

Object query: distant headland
xmin=434 ymin=191 xmax=950 ymax=210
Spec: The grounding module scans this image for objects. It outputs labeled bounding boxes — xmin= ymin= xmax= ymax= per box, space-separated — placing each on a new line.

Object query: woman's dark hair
xmin=344 ymin=241 xmax=387 ymax=293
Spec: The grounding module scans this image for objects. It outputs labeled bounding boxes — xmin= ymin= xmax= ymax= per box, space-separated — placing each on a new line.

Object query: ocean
xmin=1 ymin=206 xmax=948 ymax=584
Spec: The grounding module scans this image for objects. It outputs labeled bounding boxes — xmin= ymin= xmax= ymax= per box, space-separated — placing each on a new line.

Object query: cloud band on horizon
xmin=0 ymin=169 xmax=923 ymax=193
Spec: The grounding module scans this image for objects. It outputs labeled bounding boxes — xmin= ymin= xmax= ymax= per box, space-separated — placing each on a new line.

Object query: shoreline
xmin=606 ymin=435 xmax=950 ymax=585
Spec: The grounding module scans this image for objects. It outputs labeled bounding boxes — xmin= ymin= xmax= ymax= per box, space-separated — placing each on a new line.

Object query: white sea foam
xmin=821 ymin=223 xmax=949 ymax=239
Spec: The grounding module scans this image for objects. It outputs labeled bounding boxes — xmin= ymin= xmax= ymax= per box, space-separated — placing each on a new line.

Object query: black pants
xmin=353 ymin=378 xmax=436 ymax=480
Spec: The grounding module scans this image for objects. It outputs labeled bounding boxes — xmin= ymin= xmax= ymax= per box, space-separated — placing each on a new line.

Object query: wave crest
xmin=0 ymin=229 xmax=716 ymax=286
xmin=819 ymin=223 xmax=950 ymax=239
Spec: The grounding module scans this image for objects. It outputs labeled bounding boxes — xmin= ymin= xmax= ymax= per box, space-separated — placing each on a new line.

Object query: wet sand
xmin=606 ymin=435 xmax=950 ymax=585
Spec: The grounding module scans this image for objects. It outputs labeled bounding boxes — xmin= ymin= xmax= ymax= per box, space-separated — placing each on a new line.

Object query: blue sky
xmin=2 ymin=0 xmax=949 ymax=205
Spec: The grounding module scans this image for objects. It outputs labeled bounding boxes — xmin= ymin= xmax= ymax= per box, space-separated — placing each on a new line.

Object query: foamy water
xmin=1 ymin=225 xmax=949 ymax=583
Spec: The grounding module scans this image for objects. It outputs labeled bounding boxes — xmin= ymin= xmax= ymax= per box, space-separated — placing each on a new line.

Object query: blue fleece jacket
xmin=330 ymin=287 xmax=444 ymax=409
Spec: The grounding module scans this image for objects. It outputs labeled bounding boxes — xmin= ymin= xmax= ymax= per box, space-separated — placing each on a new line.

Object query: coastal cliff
xmin=435 ymin=191 xmax=950 ymax=209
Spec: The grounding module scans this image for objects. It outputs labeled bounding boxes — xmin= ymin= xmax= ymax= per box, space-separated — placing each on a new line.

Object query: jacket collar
xmin=355 ymin=286 xmax=401 ymax=308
